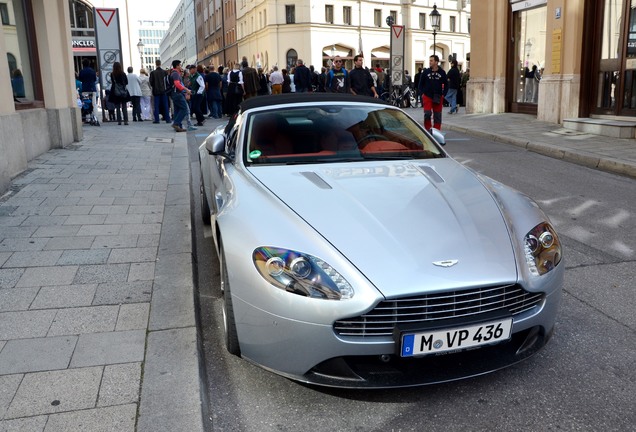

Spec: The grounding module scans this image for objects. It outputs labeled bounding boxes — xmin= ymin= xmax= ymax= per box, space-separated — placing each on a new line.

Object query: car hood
xmin=249 ymin=160 xmax=518 ymax=298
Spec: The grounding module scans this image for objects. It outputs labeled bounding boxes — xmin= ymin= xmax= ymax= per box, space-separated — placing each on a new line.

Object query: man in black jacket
xmin=293 ymin=59 xmax=313 ymax=92
xmin=418 ymin=55 xmax=447 ymax=131
xmin=149 ymin=59 xmax=171 ymax=123
xmin=446 ymin=60 xmax=461 ymax=114
xmin=349 ymin=55 xmax=378 ymax=98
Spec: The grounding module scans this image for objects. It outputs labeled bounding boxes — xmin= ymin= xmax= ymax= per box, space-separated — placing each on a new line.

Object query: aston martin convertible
xmin=198 ymin=93 xmax=563 ymax=388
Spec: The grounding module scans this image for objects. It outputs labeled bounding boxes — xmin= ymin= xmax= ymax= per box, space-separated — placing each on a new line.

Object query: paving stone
xmin=0 ymin=415 xmax=48 ymax=431
xmin=20 ymin=216 xmax=68 ymax=227
xmin=0 ymin=237 xmax=49 ymax=252
xmin=128 ymin=262 xmax=155 ymax=282
xmin=127 ymin=205 xmax=163 ymax=215
xmin=67 ymin=189 xmax=103 ymax=197
xmin=0 ymin=216 xmax=27 ymax=227
xmin=93 ymin=281 xmax=153 ymax=305
xmin=103 ymin=213 xmax=145 ymax=225
xmin=0 ymin=226 xmax=37 ymax=239
xmin=108 ymin=247 xmax=157 ymax=264
xmin=70 ymin=330 xmax=146 ymax=367
xmin=91 ymin=235 xmax=138 ymax=249
xmin=0 ymin=269 xmax=24 ymax=289
xmin=89 ymin=205 xmax=129 ymax=215
xmin=50 ymin=205 xmax=93 ymax=216
xmin=47 ymin=305 xmax=118 ymax=336
xmin=43 ymin=236 xmax=95 ymax=251
xmin=116 ymin=303 xmax=150 ymax=331
xmin=0 ymin=310 xmax=57 ymax=339
xmin=3 ymin=251 xmax=63 ymax=268
xmin=4 ymin=367 xmax=102 ymax=419
xmin=0 ymin=287 xmax=39 ymax=312
xmin=57 ymin=249 xmax=110 ymax=265
xmin=99 ymin=190 xmax=136 ymax=198
xmin=77 ymin=197 xmax=116 ymax=206
xmin=43 ymin=404 xmax=136 ymax=432
xmin=0 ymin=336 xmax=77 ymax=374
xmin=76 ymin=225 xmax=122 ymax=236
xmin=16 ymin=266 xmax=78 ymax=288
xmin=32 ymin=226 xmax=80 ymax=238
xmin=30 ymin=284 xmax=97 ymax=309
xmin=136 ymin=234 xmax=160 ymax=248
xmin=97 ymin=363 xmax=141 ymax=407
xmin=138 ymin=327 xmax=203 ymax=432
xmin=0 ymin=374 xmax=23 ymax=419
xmin=8 ymin=206 xmax=55 ymax=216
xmin=73 ymin=264 xmax=130 ymax=284
xmin=0 ymin=252 xmax=11 ymax=266
xmin=119 ymin=224 xmax=161 ymax=235
xmin=40 ymin=197 xmax=81 ymax=207
xmin=63 ymin=214 xmax=107 ymax=225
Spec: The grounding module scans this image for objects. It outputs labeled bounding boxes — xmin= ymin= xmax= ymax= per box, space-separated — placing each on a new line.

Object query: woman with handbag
xmin=109 ymin=62 xmax=130 ymax=125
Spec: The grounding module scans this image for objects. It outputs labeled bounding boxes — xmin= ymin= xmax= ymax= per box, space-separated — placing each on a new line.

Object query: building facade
xmin=194 ymin=0 xmax=468 ymax=72
xmin=138 ymin=20 xmax=169 ymax=71
xmin=1 ymin=0 xmax=81 ymax=194
xmin=159 ymin=0 xmax=197 ymax=69
xmin=468 ymin=0 xmax=635 ymax=124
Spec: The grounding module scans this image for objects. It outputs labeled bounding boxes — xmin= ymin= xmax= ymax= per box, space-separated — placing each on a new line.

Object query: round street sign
xmin=386 ymin=16 xmax=394 ymax=26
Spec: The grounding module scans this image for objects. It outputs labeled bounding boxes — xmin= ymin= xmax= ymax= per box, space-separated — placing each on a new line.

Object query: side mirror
xmin=205 ymin=134 xmax=227 ymax=155
xmin=430 ymin=128 xmax=446 ymax=146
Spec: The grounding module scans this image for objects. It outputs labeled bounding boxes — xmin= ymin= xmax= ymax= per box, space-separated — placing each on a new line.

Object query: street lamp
xmin=136 ymin=39 xmax=145 ymax=70
xmin=430 ymin=4 xmax=441 ymax=57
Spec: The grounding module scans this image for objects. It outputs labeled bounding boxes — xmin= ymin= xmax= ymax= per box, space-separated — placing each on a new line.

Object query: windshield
xmin=244 ymin=105 xmax=444 ymax=165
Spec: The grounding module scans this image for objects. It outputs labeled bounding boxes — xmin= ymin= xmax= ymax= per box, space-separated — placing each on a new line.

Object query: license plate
xmin=400 ymin=318 xmax=513 ymax=357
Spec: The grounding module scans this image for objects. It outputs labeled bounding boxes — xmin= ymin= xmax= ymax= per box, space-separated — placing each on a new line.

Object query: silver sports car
xmin=199 ymin=94 xmax=563 ymax=388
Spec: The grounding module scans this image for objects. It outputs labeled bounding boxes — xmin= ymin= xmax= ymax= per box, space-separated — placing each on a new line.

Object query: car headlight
xmin=524 ymin=222 xmax=562 ymax=276
xmin=253 ymin=247 xmax=354 ymax=300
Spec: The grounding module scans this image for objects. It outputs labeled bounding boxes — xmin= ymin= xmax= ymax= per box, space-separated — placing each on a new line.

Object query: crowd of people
xmin=74 ymin=54 xmax=469 ymax=132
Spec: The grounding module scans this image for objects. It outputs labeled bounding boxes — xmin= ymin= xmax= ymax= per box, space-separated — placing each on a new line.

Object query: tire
xmin=220 ymin=242 xmax=241 ymax=356
xmin=199 ymin=170 xmax=211 ymax=225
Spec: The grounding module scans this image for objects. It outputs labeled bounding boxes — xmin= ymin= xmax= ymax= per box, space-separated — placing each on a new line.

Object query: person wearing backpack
xmin=326 ymin=56 xmax=350 ymax=93
xmin=149 ymin=59 xmax=171 ymax=124
xmin=169 ymin=60 xmax=192 ymax=132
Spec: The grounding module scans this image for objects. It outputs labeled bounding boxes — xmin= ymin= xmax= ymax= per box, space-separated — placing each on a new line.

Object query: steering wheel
xmin=357 ymin=134 xmax=388 ymax=145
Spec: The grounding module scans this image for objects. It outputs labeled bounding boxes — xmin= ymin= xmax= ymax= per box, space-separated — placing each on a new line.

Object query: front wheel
xmin=220 ymin=242 xmax=240 ymax=356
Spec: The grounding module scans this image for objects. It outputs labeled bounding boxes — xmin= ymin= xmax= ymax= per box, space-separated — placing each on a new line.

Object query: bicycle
xmin=381 ymin=86 xmax=419 ymax=108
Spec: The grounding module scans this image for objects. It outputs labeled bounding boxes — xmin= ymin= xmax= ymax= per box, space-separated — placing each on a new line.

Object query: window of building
xmin=374 ymin=9 xmax=381 ymax=27
xmin=285 ymin=5 xmax=295 ymax=24
xmin=390 ymin=10 xmax=397 ymax=25
xmin=1 ymin=3 xmax=9 ymax=25
xmin=325 ymin=5 xmax=333 ymax=24
xmin=467 ymin=18 xmax=471 ymax=33
xmin=286 ymin=49 xmax=297 ymax=69
xmin=343 ymin=6 xmax=351 ymax=25
xmin=450 ymin=16 xmax=456 ymax=32
xmin=512 ymin=6 xmax=546 ymax=106
xmin=419 ymin=13 xmax=426 ymax=30
xmin=4 ymin=0 xmax=42 ymax=108
xmin=69 ymin=0 xmax=94 ymax=37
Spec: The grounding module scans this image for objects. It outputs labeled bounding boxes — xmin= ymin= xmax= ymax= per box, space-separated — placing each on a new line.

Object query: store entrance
xmin=591 ymin=0 xmax=636 ymax=117
xmin=508 ymin=5 xmax=547 ymax=115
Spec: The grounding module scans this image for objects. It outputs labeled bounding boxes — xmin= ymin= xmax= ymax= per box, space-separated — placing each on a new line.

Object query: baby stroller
xmin=81 ymin=92 xmax=100 ymax=126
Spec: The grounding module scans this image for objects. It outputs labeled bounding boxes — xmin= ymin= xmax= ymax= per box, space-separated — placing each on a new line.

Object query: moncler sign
xmin=72 ymin=40 xmax=96 ymax=48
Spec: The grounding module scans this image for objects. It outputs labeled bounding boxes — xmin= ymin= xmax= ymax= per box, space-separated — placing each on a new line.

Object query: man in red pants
xmin=418 ymin=55 xmax=447 ymax=131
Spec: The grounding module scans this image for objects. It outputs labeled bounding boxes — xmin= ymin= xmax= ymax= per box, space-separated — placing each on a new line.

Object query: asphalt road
xmin=189 ymin=126 xmax=636 ymax=432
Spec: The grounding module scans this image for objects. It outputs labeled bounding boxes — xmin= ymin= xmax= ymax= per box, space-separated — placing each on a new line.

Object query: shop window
xmin=513 ymin=6 xmax=546 ymax=105
xmin=3 ymin=0 xmax=43 ymax=108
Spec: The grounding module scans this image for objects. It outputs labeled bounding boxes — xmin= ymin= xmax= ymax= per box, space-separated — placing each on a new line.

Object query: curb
xmin=443 ymin=124 xmax=636 ymax=180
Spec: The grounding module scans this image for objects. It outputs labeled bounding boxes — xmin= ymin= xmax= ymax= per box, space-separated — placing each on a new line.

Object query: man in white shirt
xmin=126 ymin=66 xmax=143 ymax=121
xmin=269 ymin=66 xmax=284 ymax=94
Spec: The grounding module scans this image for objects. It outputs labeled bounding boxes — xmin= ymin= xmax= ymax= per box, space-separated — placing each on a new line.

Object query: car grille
xmin=334 ymin=284 xmax=544 ymax=337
